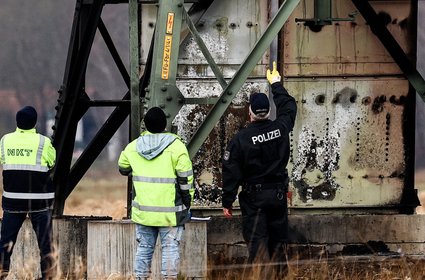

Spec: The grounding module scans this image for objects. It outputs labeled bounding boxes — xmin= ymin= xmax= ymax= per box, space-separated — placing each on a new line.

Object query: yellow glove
xmin=266 ymin=61 xmax=281 ymax=84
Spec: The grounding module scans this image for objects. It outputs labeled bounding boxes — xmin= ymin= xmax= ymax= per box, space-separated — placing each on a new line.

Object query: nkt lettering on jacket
xmin=7 ymin=149 xmax=33 ymax=157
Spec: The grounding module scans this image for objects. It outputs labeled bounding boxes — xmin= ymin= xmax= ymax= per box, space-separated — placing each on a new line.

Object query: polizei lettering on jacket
xmin=251 ymin=129 xmax=281 ymax=145
xmin=7 ymin=149 xmax=33 ymax=157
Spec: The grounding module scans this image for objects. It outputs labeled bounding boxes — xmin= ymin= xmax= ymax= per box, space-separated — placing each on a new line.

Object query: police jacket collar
xmin=250 ymin=119 xmax=271 ymax=126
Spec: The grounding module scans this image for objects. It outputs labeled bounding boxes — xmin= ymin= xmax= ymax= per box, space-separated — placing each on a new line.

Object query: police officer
xmin=0 ymin=106 xmax=56 ymax=279
xmin=222 ymin=62 xmax=297 ymax=271
xmin=118 ymin=107 xmax=194 ymax=280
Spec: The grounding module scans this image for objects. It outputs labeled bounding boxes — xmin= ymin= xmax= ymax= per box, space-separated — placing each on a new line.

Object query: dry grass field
xmin=210 ymin=256 xmax=425 ymax=280
xmin=63 ymin=166 xmax=128 ymax=219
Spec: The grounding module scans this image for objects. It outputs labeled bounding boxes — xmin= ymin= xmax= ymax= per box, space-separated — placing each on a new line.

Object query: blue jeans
xmin=0 ymin=210 xmax=53 ymax=279
xmin=135 ymin=224 xmax=183 ymax=279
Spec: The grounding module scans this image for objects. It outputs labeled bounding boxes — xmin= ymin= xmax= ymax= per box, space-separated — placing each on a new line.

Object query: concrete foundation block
xmin=2 ymin=216 xmax=111 ymax=279
xmin=207 ymin=214 xmax=425 ymax=260
xmin=86 ymin=220 xmax=207 ymax=279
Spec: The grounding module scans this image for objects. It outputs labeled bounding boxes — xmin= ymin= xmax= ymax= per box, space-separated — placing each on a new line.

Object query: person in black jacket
xmin=222 ymin=62 xmax=297 ymax=273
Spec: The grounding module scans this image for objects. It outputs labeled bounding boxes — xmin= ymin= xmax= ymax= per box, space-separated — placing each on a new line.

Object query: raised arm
xmin=267 ymin=61 xmax=297 ymax=132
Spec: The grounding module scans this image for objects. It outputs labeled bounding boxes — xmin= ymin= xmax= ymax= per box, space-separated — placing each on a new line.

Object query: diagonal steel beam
xmin=183 ymin=8 xmax=227 ymax=89
xmin=98 ymin=18 xmax=130 ymax=88
xmin=187 ymin=0 xmax=301 ymax=158
xmin=129 ymin=0 xmax=141 ymax=141
xmin=351 ymin=0 xmax=425 ymax=102
xmin=53 ymin=0 xmax=105 ymax=216
xmin=65 ymin=0 xmax=214 ymax=198
xmin=352 ymin=0 xmax=420 ymax=213
xmin=66 ymin=33 xmax=154 ymax=198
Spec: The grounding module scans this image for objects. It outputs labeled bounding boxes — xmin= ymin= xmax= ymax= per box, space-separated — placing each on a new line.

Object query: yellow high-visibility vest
xmin=118 ymin=131 xmax=194 ymax=226
xmin=0 ymin=128 xmax=56 ymax=211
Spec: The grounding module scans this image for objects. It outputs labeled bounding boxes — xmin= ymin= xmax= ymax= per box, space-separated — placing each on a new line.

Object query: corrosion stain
xmin=362 ymin=96 xmax=371 ymax=106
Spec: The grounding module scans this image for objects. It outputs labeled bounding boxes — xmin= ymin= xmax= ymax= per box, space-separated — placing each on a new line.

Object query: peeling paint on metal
xmin=286 ymin=79 xmax=408 ymax=208
xmin=183 ymin=33 xmax=229 ymax=65
xmin=174 ymin=80 xmax=269 ymax=206
xmin=292 ymin=87 xmax=360 ymax=202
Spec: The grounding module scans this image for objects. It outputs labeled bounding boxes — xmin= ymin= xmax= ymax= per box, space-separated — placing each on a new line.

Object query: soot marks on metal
xmin=377 ymin=11 xmax=392 ymax=26
xmin=190 ymin=106 xmax=222 ymax=206
xmin=332 ymin=87 xmax=358 ymax=107
xmin=192 ymin=104 xmax=248 ymax=206
xmin=340 ymin=241 xmax=393 ymax=256
xmin=376 ymin=11 xmax=408 ymax=29
xmin=213 ymin=17 xmax=229 ymax=35
xmin=306 ymin=23 xmax=323 ymax=33
xmin=389 ymin=95 xmax=405 ymax=105
xmin=292 ymin=127 xmax=341 ymax=203
xmin=294 ymin=180 xmax=336 ymax=202
xmin=372 ymin=95 xmax=386 ymax=114
xmin=398 ymin=17 xmax=409 ymax=29
xmin=176 ymin=81 xmax=267 ymax=206
xmin=291 ymin=87 xmax=362 ymax=203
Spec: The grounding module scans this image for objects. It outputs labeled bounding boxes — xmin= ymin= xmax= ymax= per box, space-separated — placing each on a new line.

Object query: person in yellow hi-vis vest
xmin=0 ymin=106 xmax=56 ymax=280
xmin=118 ymin=107 xmax=194 ymax=280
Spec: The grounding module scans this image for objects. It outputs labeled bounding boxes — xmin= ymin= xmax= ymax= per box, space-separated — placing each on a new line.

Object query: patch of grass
xmin=208 ymin=256 xmax=425 ymax=280
xmin=64 ymin=166 xmax=127 ymax=219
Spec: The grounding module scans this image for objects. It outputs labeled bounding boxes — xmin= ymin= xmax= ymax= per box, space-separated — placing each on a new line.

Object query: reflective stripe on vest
xmin=1 ymin=135 xmax=48 ymax=172
xmin=0 ymin=138 xmax=5 ymax=164
xmin=3 ymin=191 xmax=55 ymax=199
xmin=36 ymin=135 xmax=45 ymax=165
xmin=133 ymin=176 xmax=176 ymax=184
xmin=176 ymin=170 xmax=193 ymax=191
xmin=177 ymin=170 xmax=193 ymax=177
xmin=179 ymin=183 xmax=192 ymax=190
xmin=132 ymin=200 xmax=186 ymax=213
xmin=2 ymin=164 xmax=49 ymax=172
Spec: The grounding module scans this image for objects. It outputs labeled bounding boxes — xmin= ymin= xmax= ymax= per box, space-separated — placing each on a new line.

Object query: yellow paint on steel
xmin=166 ymin=12 xmax=174 ymax=34
xmin=162 ymin=35 xmax=173 ymax=79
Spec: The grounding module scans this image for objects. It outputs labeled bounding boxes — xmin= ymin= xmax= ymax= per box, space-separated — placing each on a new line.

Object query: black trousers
xmin=239 ymin=188 xmax=288 ymax=264
xmin=0 ymin=209 xmax=53 ymax=279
